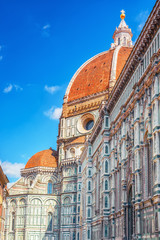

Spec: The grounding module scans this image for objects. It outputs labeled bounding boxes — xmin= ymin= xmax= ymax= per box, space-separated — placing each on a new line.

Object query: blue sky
xmin=0 ymin=0 xmax=156 ymax=185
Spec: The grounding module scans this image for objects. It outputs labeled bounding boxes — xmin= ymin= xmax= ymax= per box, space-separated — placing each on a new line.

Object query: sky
xmin=0 ymin=0 xmax=156 ymax=186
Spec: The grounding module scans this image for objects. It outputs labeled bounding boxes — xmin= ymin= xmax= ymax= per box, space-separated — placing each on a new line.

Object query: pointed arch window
xmin=47 ymin=212 xmax=52 ymax=231
xmin=105 ymin=145 xmax=109 ymax=154
xmin=47 ymin=181 xmax=53 ymax=194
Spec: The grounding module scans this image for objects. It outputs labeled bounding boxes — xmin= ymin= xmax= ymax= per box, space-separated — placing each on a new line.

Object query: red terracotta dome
xmin=25 ymin=149 xmax=58 ymax=169
xmin=66 ymin=46 xmax=132 ymax=102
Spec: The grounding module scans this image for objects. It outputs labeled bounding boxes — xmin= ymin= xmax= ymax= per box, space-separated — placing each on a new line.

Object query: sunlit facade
xmin=4 ymin=1 xmax=160 ymax=239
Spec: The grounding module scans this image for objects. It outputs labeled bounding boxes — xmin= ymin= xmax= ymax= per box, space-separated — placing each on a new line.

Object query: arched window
xmin=73 ymin=216 xmax=76 ymax=223
xmin=12 ymin=212 xmax=15 ymax=231
xmin=88 ymin=169 xmax=91 ymax=176
xmin=88 ymin=229 xmax=90 ymax=239
xmin=30 ymin=180 xmax=33 ymax=186
xmin=105 ymin=145 xmax=109 ymax=154
xmin=105 ymin=180 xmax=108 ymax=190
xmin=77 ymin=232 xmax=79 ymax=240
xmin=118 ymin=38 xmax=120 ymax=45
xmin=64 ymin=197 xmax=71 ymax=205
xmin=78 ymin=206 xmax=80 ymax=213
xmin=47 ymin=212 xmax=52 ymax=231
xmin=47 ymin=181 xmax=53 ymax=194
xmin=70 ymin=148 xmax=75 ymax=157
xmin=74 ymin=194 xmax=76 ymax=202
xmin=88 ymin=196 xmax=91 ymax=204
xmin=88 ymin=208 xmax=91 ymax=218
xmin=19 ymin=199 xmax=25 ymax=226
xmin=105 ymin=225 xmax=108 ymax=237
xmin=105 ymin=161 xmax=108 ymax=173
xmin=78 ymin=194 xmax=81 ymax=202
xmin=105 ymin=116 xmax=109 ymax=127
xmin=105 ymin=196 xmax=108 ymax=208
xmin=88 ymin=181 xmax=91 ymax=191
xmin=73 ymin=232 xmax=76 ymax=240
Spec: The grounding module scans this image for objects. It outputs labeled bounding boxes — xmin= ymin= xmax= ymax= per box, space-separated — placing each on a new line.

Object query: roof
xmin=66 ymin=46 xmax=132 ymax=102
xmin=25 ymin=149 xmax=58 ymax=169
xmin=116 ymin=47 xmax=133 ymax=79
xmin=0 ymin=166 xmax=9 ymax=185
xmin=67 ymin=136 xmax=86 ymax=146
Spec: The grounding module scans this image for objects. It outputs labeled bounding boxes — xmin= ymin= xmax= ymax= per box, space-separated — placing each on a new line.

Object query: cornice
xmin=107 ymin=0 xmax=160 ymax=113
xmin=21 ymin=166 xmax=58 ymax=176
xmin=67 ymin=89 xmax=109 ymax=106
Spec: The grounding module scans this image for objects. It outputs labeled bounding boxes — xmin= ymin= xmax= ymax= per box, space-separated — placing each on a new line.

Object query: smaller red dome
xmin=25 ymin=149 xmax=58 ymax=169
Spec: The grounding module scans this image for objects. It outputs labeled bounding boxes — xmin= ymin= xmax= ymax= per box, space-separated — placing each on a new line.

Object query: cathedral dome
xmin=65 ymin=46 xmax=132 ymax=102
xmin=25 ymin=149 xmax=58 ymax=169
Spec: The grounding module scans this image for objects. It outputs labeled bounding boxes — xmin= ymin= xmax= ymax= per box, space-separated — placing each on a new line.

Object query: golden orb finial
xmin=120 ymin=10 xmax=125 ymax=20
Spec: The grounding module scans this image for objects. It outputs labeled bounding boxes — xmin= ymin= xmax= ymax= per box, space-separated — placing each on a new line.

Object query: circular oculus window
xmin=77 ymin=113 xmax=95 ymax=133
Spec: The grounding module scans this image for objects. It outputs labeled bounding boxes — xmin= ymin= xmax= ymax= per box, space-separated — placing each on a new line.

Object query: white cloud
xmin=3 ymin=84 xmax=13 ymax=93
xmin=136 ymin=10 xmax=149 ymax=31
xmin=42 ymin=24 xmax=51 ymax=37
xmin=0 ymin=160 xmax=25 ymax=178
xmin=3 ymin=84 xmax=23 ymax=93
xmin=44 ymin=106 xmax=62 ymax=120
xmin=42 ymin=24 xmax=51 ymax=30
xmin=44 ymin=85 xmax=59 ymax=94
xmin=14 ymin=84 xmax=23 ymax=91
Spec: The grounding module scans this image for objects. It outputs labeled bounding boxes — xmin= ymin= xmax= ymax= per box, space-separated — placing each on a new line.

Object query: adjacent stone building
xmin=4 ymin=1 xmax=160 ymax=239
xmin=0 ymin=166 xmax=9 ymax=240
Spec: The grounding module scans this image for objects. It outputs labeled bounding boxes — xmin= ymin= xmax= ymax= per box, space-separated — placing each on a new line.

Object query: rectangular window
xmin=88 ymin=229 xmax=90 ymax=239
xmin=79 ymin=166 xmax=81 ymax=173
xmin=105 ymin=225 xmax=108 ymax=237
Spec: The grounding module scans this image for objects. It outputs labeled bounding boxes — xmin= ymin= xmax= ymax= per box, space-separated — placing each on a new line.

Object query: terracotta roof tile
xmin=68 ymin=50 xmax=114 ymax=102
xmin=70 ymin=136 xmax=85 ymax=145
xmin=25 ymin=149 xmax=58 ymax=169
xmin=116 ymin=47 xmax=132 ymax=79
